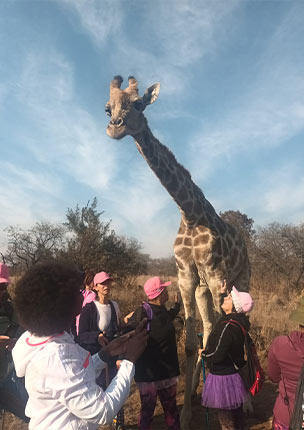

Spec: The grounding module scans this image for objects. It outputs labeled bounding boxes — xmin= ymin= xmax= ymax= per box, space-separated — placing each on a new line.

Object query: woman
xmin=78 ymin=271 xmax=121 ymax=375
xmin=126 ymin=276 xmax=181 ymax=430
xmin=78 ymin=271 xmax=123 ymax=428
xmin=75 ymin=270 xmax=96 ymax=336
xmin=201 ymin=286 xmax=254 ymax=430
xmin=268 ymin=297 xmax=304 ymax=430
xmin=12 ymin=261 xmax=148 ymax=430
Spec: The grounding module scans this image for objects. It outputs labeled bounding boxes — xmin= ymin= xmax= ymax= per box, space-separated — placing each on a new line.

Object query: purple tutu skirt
xmin=201 ymin=372 xmax=249 ymax=410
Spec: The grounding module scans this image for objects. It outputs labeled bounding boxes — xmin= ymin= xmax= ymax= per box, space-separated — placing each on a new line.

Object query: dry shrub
xmin=249 ymin=283 xmax=301 ymax=368
xmin=111 ymin=275 xmax=180 ymax=320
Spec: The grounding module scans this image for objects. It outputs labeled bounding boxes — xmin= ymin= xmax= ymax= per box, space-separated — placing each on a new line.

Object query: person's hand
xmin=0 ymin=335 xmax=10 ymax=350
xmin=98 ymin=332 xmax=109 ymax=347
xmin=123 ymin=311 xmax=134 ymax=324
xmin=116 ymin=360 xmax=122 ymax=370
xmin=220 ymin=279 xmax=227 ymax=294
xmin=125 ymin=318 xmax=148 ymax=363
xmin=103 ymin=331 xmax=135 ymax=357
xmin=198 ymin=348 xmax=205 ymax=356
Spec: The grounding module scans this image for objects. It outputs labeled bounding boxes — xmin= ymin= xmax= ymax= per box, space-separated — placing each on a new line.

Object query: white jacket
xmin=12 ymin=331 xmax=134 ymax=429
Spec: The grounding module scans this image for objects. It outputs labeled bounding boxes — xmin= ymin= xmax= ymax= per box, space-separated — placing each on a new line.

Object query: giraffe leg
xmin=230 ymin=258 xmax=251 ymax=292
xmin=194 ymin=280 xmax=216 ymax=346
xmin=191 ymin=354 xmax=202 ymax=397
xmin=178 ymin=274 xmax=197 ymax=430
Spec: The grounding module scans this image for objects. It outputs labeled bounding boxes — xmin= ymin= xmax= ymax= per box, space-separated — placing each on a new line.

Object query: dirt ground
xmin=2 ymin=377 xmax=277 ymax=430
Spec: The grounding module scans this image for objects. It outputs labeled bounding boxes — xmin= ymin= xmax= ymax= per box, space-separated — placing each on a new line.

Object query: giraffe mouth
xmin=106 ymin=124 xmax=127 ymax=140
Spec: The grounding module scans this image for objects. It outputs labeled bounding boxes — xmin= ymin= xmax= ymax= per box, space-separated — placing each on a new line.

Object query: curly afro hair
xmin=14 ymin=260 xmax=84 ymax=336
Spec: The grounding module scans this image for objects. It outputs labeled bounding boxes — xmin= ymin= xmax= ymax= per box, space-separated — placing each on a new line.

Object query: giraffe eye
xmin=133 ymin=100 xmax=143 ymax=111
xmin=105 ymin=106 xmax=111 ymax=117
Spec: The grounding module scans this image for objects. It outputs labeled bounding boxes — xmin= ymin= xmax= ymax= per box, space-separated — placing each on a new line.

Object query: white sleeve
xmin=91 ymin=353 xmax=107 ymax=379
xmin=59 ymin=357 xmax=134 ymax=425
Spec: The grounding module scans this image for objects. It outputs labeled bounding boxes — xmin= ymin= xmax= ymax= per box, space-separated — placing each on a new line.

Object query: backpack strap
xmin=223 ymin=319 xmax=247 ymax=337
xmin=106 ymin=300 xmax=119 ymax=338
xmin=142 ymin=302 xmax=153 ymax=331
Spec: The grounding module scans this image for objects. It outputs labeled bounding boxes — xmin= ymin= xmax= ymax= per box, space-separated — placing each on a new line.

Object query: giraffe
xmin=105 ymin=76 xmax=251 ymax=430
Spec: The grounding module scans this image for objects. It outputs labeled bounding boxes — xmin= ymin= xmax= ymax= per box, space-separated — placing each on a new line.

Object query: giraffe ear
xmin=142 ymin=83 xmax=160 ymax=106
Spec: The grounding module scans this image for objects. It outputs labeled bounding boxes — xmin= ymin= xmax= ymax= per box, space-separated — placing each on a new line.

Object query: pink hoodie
xmin=75 ymin=289 xmax=96 ymax=335
xmin=268 ymin=330 xmax=304 ymax=427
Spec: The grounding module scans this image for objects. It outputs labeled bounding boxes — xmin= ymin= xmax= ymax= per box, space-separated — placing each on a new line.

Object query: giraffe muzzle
xmin=110 ymin=117 xmax=124 ymax=127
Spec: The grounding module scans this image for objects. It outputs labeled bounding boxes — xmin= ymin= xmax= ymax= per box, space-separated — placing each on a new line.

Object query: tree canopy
xmin=4 ymin=198 xmax=147 ymax=288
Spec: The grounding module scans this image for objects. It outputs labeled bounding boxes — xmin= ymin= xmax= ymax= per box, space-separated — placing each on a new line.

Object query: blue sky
xmin=1 ymin=0 xmax=304 ymax=258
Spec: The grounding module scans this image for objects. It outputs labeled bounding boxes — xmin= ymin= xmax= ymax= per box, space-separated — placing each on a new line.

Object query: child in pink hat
xmin=201 ymin=284 xmax=254 ymax=429
xmin=124 ymin=276 xmax=181 ymax=430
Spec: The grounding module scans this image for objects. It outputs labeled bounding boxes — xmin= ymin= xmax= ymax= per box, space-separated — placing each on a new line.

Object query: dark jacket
xmin=125 ymin=302 xmax=180 ymax=383
xmin=202 ymin=312 xmax=250 ymax=375
xmin=77 ymin=301 xmax=118 ymax=355
xmin=268 ymin=331 xmax=304 ymax=427
xmin=0 ymin=298 xmax=23 ymax=380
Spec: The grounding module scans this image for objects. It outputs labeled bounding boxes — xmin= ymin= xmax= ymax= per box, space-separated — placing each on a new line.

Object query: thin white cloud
xmin=189 ymin=4 xmax=304 ymax=181
xmin=59 ymin=0 xmax=240 ymax=97
xmin=210 ymin=159 xmax=304 ymax=229
xmin=59 ymin=0 xmax=123 ymax=46
xmin=111 ymin=166 xmax=171 ymax=224
xmin=147 ymin=0 xmax=239 ymax=67
xmin=16 ymin=50 xmax=119 ymax=190
xmin=104 ymin=163 xmax=181 ymax=257
xmin=261 ymin=166 xmax=304 ymax=221
xmin=0 ymin=163 xmax=63 ymax=250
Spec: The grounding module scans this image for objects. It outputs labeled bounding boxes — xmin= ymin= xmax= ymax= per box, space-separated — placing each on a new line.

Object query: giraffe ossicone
xmin=106 ymin=76 xmax=251 ymax=430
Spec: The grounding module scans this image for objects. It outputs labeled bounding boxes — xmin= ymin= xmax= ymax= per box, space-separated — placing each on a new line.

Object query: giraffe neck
xmin=133 ymin=122 xmax=218 ymax=226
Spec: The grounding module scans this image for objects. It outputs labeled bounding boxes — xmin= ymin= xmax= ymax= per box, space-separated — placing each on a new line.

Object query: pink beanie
xmin=144 ymin=276 xmax=171 ymax=300
xmin=231 ymin=286 xmax=254 ymax=313
xmin=0 ymin=263 xmax=10 ymax=284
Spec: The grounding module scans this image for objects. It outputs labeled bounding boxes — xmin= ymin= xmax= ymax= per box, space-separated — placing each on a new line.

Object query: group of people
xmin=0 ymin=260 xmax=303 ymax=430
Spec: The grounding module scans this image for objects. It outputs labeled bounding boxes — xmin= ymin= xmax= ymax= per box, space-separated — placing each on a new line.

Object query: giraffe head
xmin=106 ymin=75 xmax=160 ymax=139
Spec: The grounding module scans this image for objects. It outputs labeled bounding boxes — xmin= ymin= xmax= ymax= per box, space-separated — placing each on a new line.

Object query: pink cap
xmin=231 ymin=286 xmax=254 ymax=313
xmin=0 ymin=263 xmax=10 ymax=284
xmin=144 ymin=276 xmax=171 ymax=300
xmin=94 ymin=271 xmax=113 ymax=286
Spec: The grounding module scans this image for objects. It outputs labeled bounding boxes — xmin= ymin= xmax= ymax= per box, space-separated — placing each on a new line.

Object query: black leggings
xmin=217 ymin=407 xmax=244 ymax=430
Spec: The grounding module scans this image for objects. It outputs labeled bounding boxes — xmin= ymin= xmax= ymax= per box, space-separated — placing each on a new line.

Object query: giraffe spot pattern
xmin=174 ymin=237 xmax=183 ymax=246
xmin=222 ymin=239 xmax=229 ymax=257
xmin=156 ymin=167 xmax=165 ymax=181
xmin=184 ymin=237 xmax=192 ymax=247
xmin=214 ymin=218 xmax=227 ymax=236
xmin=211 ymin=256 xmax=223 ymax=270
xmin=193 ymin=234 xmax=210 ymax=246
xmin=193 ymin=200 xmax=202 ymax=215
xmin=177 ymin=185 xmax=188 ymax=201
xmin=176 ymin=258 xmax=185 ymax=270
xmin=197 ymin=217 xmax=209 ymax=227
xmin=183 ymin=201 xmax=193 ymax=214
xmin=178 ymin=223 xmax=186 ymax=234
xmin=167 ymin=175 xmax=179 ymax=193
